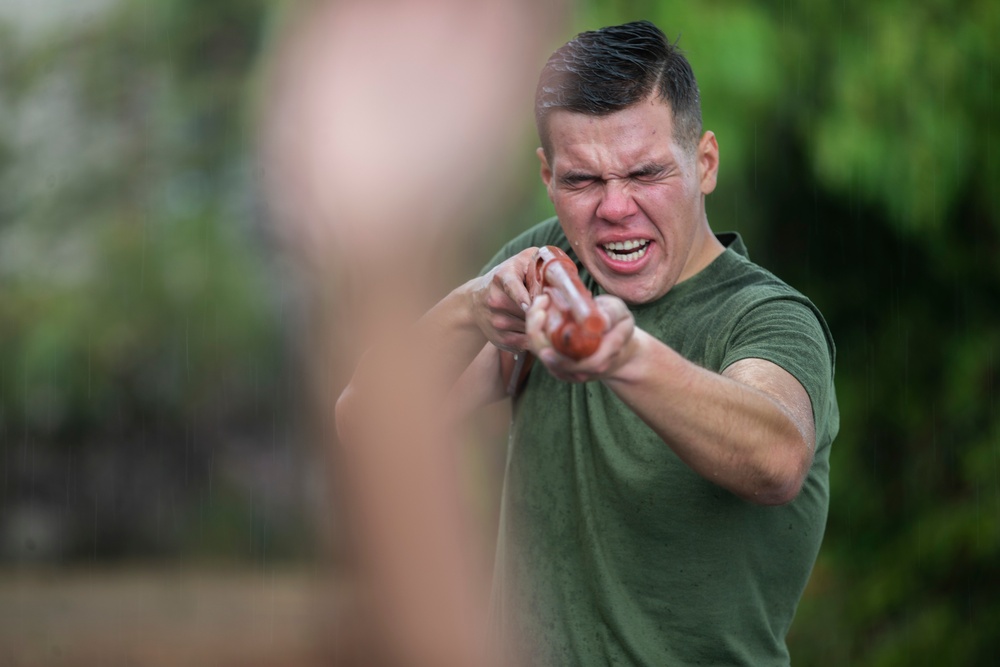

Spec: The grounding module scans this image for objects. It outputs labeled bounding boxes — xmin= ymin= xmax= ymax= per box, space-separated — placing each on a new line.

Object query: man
xmin=344 ymin=19 xmax=838 ymax=667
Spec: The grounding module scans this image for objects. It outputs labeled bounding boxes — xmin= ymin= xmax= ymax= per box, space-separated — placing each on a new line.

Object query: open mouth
xmin=602 ymin=239 xmax=649 ymax=262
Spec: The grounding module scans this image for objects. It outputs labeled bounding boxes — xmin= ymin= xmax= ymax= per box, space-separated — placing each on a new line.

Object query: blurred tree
xmin=0 ymin=0 xmax=310 ymax=562
xmin=769 ymin=2 xmax=1000 ymax=664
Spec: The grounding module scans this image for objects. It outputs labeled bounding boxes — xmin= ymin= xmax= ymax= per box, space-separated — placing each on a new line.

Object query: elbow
xmin=751 ymin=475 xmax=804 ymax=507
xmin=744 ymin=440 xmax=813 ymax=507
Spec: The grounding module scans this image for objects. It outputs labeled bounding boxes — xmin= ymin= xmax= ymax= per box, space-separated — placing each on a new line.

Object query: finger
xmin=491 ymin=312 xmax=527 ymax=334
xmin=594 ymin=294 xmax=631 ymax=326
xmin=507 ymin=247 xmax=540 ymax=309
xmin=493 ymin=333 xmax=530 ymax=354
xmin=482 ymin=280 xmax=528 ymax=321
xmin=539 ymin=318 xmax=628 ymax=379
xmin=538 ymin=346 xmax=566 ymax=367
xmin=525 ymin=293 xmax=549 ymax=320
xmin=538 ymin=353 xmax=589 ymax=384
xmin=500 ymin=272 xmax=532 ymax=312
xmin=598 ymin=316 xmax=634 ymax=355
xmin=525 ymin=295 xmax=551 ymax=350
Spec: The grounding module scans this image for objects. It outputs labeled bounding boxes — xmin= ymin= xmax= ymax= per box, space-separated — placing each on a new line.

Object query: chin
xmin=603 ymin=283 xmax=654 ymax=306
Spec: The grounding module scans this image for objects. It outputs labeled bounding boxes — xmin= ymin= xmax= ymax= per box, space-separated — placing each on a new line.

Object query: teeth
xmin=603 ymin=239 xmax=648 ymax=251
xmin=603 ymin=239 xmax=649 ymax=262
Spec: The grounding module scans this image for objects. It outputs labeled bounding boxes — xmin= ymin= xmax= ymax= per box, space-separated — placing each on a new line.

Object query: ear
xmin=697 ymin=131 xmax=719 ymax=195
xmin=537 ymin=146 xmax=555 ymax=201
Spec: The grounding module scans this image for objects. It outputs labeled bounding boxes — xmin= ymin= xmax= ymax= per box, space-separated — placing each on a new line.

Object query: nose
xmin=595 ymin=178 xmax=638 ymax=223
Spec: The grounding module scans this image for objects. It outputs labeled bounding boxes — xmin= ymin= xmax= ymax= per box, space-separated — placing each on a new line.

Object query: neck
xmin=678 ymin=219 xmax=725 ymax=283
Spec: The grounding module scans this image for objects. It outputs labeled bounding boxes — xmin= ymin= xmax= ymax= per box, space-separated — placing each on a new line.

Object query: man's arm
xmin=526 ymin=294 xmax=816 ymax=506
xmin=445 ymin=343 xmax=507 ymax=421
xmin=607 ymin=335 xmax=815 ymax=505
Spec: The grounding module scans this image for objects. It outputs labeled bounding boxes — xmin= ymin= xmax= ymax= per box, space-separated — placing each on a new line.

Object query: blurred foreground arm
xmin=260 ymin=1 xmax=564 ymax=665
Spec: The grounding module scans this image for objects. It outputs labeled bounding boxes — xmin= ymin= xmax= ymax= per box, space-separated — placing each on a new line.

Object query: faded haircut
xmin=535 ymin=20 xmax=702 ymax=158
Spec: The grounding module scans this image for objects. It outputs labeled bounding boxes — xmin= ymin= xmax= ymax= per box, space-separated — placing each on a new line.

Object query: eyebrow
xmin=558 ymin=162 xmax=668 ymax=184
xmin=557 ymin=169 xmax=596 ymax=183
xmin=630 ymin=162 xmax=667 ymax=177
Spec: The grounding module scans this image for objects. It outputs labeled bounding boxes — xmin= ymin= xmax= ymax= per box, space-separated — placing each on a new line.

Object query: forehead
xmin=546 ymin=99 xmax=681 ymax=171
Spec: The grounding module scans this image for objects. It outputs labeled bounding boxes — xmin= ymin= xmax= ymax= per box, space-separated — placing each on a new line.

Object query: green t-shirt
xmin=484 ymin=218 xmax=839 ymax=666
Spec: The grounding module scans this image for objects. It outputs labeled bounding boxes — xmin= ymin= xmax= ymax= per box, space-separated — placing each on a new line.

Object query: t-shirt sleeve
xmin=720 ymin=296 xmax=839 ymax=450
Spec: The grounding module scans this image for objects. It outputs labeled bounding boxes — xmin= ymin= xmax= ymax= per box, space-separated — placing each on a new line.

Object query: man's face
xmin=538 ymin=97 xmax=719 ymax=305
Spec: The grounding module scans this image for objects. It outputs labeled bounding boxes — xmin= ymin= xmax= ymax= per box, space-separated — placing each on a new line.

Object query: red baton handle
xmin=528 ymin=246 xmax=606 ymax=359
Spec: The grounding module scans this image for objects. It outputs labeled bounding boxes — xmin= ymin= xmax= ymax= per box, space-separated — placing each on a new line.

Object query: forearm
xmin=414 ymin=282 xmax=494 ymax=392
xmin=603 ymin=329 xmax=814 ymax=505
xmin=446 ymin=343 xmax=507 ymax=421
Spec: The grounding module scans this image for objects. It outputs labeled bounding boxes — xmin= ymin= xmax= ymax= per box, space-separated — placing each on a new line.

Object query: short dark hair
xmin=535 ymin=20 xmax=702 ymax=158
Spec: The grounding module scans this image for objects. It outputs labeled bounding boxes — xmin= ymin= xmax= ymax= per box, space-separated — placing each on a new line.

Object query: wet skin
xmin=537 ymin=96 xmax=723 ymax=305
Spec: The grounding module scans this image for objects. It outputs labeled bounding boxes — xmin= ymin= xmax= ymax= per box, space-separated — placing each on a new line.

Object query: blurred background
xmin=1 ymin=0 xmax=997 ymax=665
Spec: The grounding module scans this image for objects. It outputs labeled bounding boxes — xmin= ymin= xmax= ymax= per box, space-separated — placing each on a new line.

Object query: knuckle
xmin=486 ymin=292 xmax=510 ymax=310
xmin=490 ymin=315 xmax=507 ymax=331
xmin=498 ymin=334 xmax=521 ymax=352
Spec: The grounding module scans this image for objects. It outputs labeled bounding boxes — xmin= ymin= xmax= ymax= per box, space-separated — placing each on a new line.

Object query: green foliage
xmin=792 ymin=0 xmax=998 ymax=237
xmin=0 ymin=2 xmax=278 ymax=440
xmin=0 ymin=1 xmax=295 ymax=561
xmin=2 ymin=209 xmax=279 ymax=439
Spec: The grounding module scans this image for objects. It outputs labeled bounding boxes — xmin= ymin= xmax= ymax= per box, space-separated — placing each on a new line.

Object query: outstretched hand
xmin=525 ymin=293 xmax=637 ymax=383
